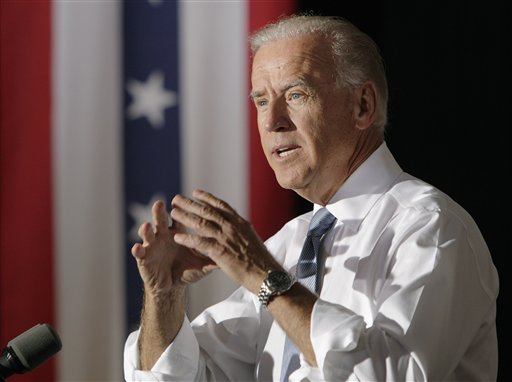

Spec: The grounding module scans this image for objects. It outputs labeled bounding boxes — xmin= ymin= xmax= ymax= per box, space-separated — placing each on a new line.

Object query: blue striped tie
xmin=280 ymin=208 xmax=337 ymax=381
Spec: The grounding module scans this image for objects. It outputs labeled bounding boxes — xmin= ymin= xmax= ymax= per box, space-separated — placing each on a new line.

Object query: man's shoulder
xmin=385 ymin=172 xmax=477 ymax=230
xmin=388 ymin=173 xmax=458 ymax=213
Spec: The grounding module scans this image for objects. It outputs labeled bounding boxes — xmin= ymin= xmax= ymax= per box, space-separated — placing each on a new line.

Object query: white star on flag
xmin=147 ymin=0 xmax=163 ymax=6
xmin=128 ymin=193 xmax=168 ymax=242
xmin=126 ymin=70 xmax=178 ymax=128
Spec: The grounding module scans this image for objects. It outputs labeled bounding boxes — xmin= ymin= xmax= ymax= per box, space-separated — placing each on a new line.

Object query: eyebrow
xmin=250 ymin=78 xmax=309 ymax=100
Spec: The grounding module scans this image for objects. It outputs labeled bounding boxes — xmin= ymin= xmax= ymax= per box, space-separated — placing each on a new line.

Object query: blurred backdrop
xmin=1 ymin=1 xmax=508 ymax=381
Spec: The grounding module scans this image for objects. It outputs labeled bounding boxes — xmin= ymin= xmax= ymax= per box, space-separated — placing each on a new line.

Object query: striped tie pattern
xmin=280 ymin=208 xmax=337 ymax=381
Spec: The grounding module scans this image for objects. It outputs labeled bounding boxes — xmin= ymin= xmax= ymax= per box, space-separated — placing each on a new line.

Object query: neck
xmin=346 ymin=129 xmax=383 ymax=179
xmin=299 ymin=129 xmax=384 ymax=206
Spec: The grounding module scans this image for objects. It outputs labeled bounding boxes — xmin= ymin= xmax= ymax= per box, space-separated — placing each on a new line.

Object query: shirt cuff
xmin=310 ymin=299 xmax=365 ymax=371
xmin=124 ymin=316 xmax=200 ymax=381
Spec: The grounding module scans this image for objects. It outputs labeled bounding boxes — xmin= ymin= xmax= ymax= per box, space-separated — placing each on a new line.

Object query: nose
xmin=262 ymin=98 xmax=292 ymax=132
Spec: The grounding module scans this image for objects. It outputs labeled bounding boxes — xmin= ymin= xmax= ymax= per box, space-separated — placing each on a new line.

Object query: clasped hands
xmin=131 ymin=189 xmax=280 ymax=297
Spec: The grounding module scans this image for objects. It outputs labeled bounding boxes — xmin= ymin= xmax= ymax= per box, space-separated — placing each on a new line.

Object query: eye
xmin=254 ymin=98 xmax=268 ymax=108
xmin=287 ymin=91 xmax=306 ymax=103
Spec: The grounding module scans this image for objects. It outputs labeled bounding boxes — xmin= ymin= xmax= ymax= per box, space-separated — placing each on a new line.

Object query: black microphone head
xmin=7 ymin=323 xmax=62 ymax=371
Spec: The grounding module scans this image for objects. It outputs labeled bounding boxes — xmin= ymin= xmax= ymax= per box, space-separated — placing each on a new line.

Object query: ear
xmin=353 ymin=81 xmax=377 ymax=130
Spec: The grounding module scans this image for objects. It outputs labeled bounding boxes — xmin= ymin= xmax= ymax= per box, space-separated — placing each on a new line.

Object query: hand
xmin=131 ymin=199 xmax=217 ymax=298
xmin=170 ymin=189 xmax=281 ymax=293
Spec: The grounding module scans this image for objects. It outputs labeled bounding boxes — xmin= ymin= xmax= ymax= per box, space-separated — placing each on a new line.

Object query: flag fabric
xmin=123 ymin=0 xmax=182 ymax=335
xmin=0 ymin=1 xmax=297 ymax=381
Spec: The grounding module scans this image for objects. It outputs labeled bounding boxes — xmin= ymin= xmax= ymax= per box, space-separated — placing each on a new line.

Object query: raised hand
xmin=170 ymin=189 xmax=282 ymax=294
xmin=131 ymin=199 xmax=217 ymax=298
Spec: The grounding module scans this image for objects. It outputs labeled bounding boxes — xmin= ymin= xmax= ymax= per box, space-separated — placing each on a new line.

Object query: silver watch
xmin=258 ymin=270 xmax=296 ymax=307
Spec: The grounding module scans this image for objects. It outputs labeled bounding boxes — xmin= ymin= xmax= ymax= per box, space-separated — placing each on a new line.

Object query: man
xmin=124 ymin=14 xmax=499 ymax=381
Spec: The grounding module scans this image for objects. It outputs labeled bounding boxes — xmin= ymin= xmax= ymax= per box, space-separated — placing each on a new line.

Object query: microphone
xmin=0 ymin=323 xmax=62 ymax=381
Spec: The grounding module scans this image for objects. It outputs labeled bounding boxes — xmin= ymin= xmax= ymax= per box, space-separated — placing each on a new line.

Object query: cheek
xmin=256 ymin=116 xmax=267 ymax=143
xmin=291 ymin=106 xmax=319 ymax=136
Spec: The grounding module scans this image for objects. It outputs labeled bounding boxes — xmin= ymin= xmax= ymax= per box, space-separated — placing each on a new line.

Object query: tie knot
xmin=308 ymin=208 xmax=337 ymax=237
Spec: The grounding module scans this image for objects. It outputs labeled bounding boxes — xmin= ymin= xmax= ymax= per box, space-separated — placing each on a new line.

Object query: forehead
xmin=251 ymin=34 xmax=335 ymax=89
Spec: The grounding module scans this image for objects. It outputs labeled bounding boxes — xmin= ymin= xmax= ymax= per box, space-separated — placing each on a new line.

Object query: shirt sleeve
xmin=124 ymin=316 xmax=202 ymax=382
xmin=307 ymin=208 xmax=498 ymax=381
xmin=123 ymin=287 xmax=262 ymax=381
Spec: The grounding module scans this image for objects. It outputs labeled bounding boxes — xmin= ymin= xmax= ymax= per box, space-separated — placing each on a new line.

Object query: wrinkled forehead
xmin=252 ymin=34 xmax=333 ymax=68
xmin=251 ymin=34 xmax=336 ymax=85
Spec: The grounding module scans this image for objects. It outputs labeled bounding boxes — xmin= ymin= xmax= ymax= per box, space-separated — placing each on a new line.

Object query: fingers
xmin=131 ymin=243 xmax=145 ymax=259
xmin=134 ymin=200 xmax=170 ymax=244
xmin=133 ymin=191 xmax=242 ymax=260
xmin=170 ymin=206 xmax=221 ymax=238
xmin=191 ymin=189 xmax=236 ymax=215
xmin=181 ymin=263 xmax=219 ymax=283
xmin=174 ymin=232 xmax=225 ymax=260
xmin=152 ymin=200 xmax=170 ymax=232
xmin=133 ymin=192 xmax=239 ymax=249
xmin=138 ymin=222 xmax=155 ymax=244
xmin=170 ymin=190 xmax=238 ymax=234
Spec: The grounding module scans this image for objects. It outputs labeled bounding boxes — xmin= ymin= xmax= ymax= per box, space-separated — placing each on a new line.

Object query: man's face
xmin=251 ymin=34 xmax=360 ymax=203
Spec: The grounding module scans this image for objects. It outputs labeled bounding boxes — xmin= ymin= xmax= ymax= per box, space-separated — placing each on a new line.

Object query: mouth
xmin=272 ymin=144 xmax=300 ymax=159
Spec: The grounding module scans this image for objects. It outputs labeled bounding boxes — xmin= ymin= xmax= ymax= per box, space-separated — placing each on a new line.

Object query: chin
xmin=273 ymin=176 xmax=291 ymax=190
xmin=275 ymin=176 xmax=305 ymax=192
xmin=273 ymin=167 xmax=311 ymax=191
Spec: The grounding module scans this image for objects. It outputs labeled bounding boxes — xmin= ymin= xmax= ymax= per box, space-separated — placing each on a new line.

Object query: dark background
xmin=296 ymin=1 xmax=510 ymax=380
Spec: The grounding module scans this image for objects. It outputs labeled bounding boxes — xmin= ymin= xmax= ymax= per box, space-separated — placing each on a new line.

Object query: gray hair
xmin=249 ymin=14 xmax=388 ymax=133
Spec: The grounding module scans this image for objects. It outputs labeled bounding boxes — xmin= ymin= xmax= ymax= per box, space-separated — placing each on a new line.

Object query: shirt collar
xmin=313 ymin=142 xmax=403 ymax=232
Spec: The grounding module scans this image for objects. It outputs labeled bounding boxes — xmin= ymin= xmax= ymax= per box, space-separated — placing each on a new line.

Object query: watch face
xmin=268 ymin=270 xmax=292 ymax=289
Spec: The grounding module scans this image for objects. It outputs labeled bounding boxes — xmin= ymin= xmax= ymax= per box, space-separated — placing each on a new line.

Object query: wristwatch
xmin=258 ymin=270 xmax=296 ymax=307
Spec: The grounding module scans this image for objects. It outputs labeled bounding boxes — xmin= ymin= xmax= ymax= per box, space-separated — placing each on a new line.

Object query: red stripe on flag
xmin=0 ymin=1 xmax=56 ymax=381
xmin=248 ymin=0 xmax=298 ymax=240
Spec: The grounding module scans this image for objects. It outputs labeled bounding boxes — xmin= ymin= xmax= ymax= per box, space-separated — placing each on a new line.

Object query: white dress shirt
xmin=124 ymin=143 xmax=499 ymax=381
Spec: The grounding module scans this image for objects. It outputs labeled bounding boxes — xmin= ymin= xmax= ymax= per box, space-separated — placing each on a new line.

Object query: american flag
xmin=0 ymin=1 xmax=297 ymax=381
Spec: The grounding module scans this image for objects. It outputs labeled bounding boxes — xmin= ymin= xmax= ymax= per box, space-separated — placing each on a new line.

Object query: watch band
xmin=258 ymin=270 xmax=296 ymax=307
xmin=258 ymin=282 xmax=273 ymax=307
